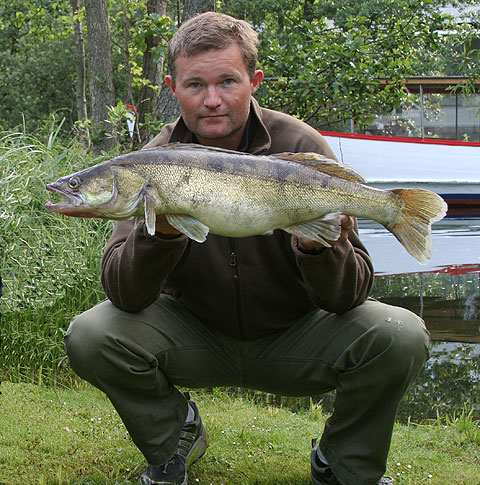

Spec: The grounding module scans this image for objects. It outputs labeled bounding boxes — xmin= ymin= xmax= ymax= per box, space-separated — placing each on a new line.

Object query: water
xmin=361 ymin=216 xmax=480 ymax=343
xmin=361 ymin=216 xmax=480 ymax=420
xmin=239 ymin=217 xmax=480 ymax=422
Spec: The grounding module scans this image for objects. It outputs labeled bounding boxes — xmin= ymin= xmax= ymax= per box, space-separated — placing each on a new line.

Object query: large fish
xmin=45 ymin=143 xmax=447 ymax=264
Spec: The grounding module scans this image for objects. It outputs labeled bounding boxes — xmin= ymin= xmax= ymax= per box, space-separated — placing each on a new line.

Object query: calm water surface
xmin=359 ymin=216 xmax=480 ymax=421
xmin=241 ymin=217 xmax=480 ymax=421
xmin=360 ymin=216 xmax=480 ymax=343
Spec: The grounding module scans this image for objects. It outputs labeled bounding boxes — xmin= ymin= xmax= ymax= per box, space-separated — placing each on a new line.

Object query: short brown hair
xmin=168 ymin=12 xmax=259 ymax=81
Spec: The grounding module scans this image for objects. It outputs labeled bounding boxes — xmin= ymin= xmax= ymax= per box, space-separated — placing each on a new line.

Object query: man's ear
xmin=165 ymin=75 xmax=176 ymax=96
xmin=251 ymin=70 xmax=264 ymax=94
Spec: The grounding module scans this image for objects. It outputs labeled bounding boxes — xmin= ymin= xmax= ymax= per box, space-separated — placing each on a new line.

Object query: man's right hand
xmin=154 ymin=214 xmax=181 ymax=237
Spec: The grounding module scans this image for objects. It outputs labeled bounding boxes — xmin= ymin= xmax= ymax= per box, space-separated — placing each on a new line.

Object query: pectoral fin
xmin=165 ymin=214 xmax=210 ymax=243
xmin=143 ymin=188 xmax=157 ymax=235
xmin=284 ymin=213 xmax=342 ymax=247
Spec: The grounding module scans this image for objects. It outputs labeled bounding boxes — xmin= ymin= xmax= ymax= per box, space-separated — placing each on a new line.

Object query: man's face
xmin=165 ymin=43 xmax=263 ymax=149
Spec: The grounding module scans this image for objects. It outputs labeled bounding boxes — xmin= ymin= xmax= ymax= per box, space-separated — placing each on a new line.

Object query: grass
xmin=0 ymin=383 xmax=479 ymax=484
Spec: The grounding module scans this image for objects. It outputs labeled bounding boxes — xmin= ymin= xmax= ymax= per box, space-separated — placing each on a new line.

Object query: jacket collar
xmin=167 ymin=97 xmax=271 ymax=155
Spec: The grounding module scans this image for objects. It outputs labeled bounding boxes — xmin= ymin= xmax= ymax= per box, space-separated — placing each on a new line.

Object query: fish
xmin=45 ymin=143 xmax=448 ymax=264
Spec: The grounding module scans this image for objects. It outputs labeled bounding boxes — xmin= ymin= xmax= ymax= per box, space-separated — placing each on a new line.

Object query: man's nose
xmin=204 ymin=86 xmax=221 ymax=108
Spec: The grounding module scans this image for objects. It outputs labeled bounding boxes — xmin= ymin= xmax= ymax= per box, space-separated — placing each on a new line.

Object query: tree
xmin=222 ymin=0 xmax=480 ymax=131
xmin=135 ymin=0 xmax=168 ymax=146
xmin=85 ymin=0 xmax=116 ymax=152
xmin=150 ymin=0 xmax=216 ymax=132
xmin=70 ymin=0 xmax=89 ymax=144
xmin=0 ymin=0 xmax=75 ymax=131
xmin=0 ymin=0 xmax=478 ymax=137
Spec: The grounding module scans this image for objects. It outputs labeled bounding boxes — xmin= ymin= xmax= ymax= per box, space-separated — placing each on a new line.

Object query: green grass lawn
xmin=0 ymin=382 xmax=478 ymax=484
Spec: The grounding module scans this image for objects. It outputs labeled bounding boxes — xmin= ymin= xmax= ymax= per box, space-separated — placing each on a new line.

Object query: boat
xmin=320 ymin=131 xmax=480 ymax=216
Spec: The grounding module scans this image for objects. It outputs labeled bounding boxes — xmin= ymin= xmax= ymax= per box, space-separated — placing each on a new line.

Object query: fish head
xmin=45 ymin=164 xmax=118 ymax=218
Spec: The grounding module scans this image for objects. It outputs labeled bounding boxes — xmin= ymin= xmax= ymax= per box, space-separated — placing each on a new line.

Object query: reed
xmin=0 ymin=127 xmax=113 ymax=384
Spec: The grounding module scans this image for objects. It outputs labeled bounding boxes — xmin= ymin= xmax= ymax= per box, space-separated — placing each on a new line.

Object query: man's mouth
xmin=201 ymin=114 xmax=227 ymax=119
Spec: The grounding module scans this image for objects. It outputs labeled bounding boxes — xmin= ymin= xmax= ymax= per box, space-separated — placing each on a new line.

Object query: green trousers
xmin=65 ymin=296 xmax=429 ymax=485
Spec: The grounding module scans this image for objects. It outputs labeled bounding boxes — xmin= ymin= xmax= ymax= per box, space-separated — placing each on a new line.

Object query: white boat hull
xmin=321 ymin=131 xmax=480 ymax=213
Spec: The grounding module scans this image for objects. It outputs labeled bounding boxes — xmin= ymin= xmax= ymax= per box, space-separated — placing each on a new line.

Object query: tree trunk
xmin=70 ymin=0 xmax=90 ymax=146
xmin=135 ymin=0 xmax=167 ymax=147
xmin=151 ymin=0 xmax=216 ymax=130
xmin=85 ymin=0 xmax=116 ymax=153
xmin=181 ymin=0 xmax=215 ymax=22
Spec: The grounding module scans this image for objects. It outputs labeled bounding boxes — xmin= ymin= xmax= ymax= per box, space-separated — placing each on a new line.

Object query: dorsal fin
xmin=273 ymin=152 xmax=366 ymax=182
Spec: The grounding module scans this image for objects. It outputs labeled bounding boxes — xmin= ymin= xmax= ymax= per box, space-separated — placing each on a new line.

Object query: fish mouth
xmin=45 ymin=183 xmax=84 ymax=214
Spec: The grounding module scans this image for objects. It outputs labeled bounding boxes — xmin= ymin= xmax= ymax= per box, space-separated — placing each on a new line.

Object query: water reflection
xmin=361 ymin=216 xmax=480 ymax=420
xmin=235 ymin=218 xmax=480 ymax=422
xmin=399 ymin=341 xmax=479 ymax=421
xmin=362 ymin=217 xmax=480 ymax=343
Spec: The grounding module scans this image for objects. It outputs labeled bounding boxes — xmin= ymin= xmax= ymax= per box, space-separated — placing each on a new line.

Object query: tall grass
xmin=0 ymin=127 xmax=116 ymax=384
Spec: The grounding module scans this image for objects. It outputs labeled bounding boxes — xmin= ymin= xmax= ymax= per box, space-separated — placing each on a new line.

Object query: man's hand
xmin=297 ymin=215 xmax=354 ymax=252
xmin=154 ymin=214 xmax=181 ymax=238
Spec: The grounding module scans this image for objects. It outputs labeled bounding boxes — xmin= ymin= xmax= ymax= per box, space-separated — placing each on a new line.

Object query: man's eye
xmin=223 ymin=79 xmax=234 ymax=85
xmin=189 ymin=82 xmax=202 ymax=88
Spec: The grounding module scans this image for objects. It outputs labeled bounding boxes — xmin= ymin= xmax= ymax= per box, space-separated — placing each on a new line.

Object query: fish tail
xmin=385 ymin=189 xmax=448 ymax=265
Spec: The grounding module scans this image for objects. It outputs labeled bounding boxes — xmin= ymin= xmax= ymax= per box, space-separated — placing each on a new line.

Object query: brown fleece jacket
xmin=101 ymin=98 xmax=374 ymax=340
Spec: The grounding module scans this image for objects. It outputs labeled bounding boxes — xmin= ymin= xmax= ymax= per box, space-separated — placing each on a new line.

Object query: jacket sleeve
xmin=101 ymin=218 xmax=188 ymax=312
xmin=266 ymin=115 xmax=374 ymax=313
xmin=291 ymin=221 xmax=374 ymax=314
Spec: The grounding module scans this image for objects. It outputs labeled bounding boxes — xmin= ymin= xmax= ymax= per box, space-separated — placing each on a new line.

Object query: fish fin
xmin=275 ymin=152 xmax=366 ymax=182
xmin=143 ymin=188 xmax=157 ymax=235
xmin=284 ymin=213 xmax=343 ymax=247
xmin=385 ymin=189 xmax=448 ymax=265
xmin=165 ymin=214 xmax=210 ymax=243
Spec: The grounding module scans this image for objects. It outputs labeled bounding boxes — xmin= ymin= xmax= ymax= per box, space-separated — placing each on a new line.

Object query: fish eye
xmin=68 ymin=176 xmax=81 ymax=190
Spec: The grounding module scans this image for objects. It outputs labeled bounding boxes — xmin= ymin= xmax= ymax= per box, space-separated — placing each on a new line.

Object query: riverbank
xmin=0 ymin=382 xmax=478 ymax=484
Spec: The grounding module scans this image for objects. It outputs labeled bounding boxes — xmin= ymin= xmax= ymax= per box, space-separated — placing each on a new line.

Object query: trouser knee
xmin=64 ymin=305 xmax=111 ymax=384
xmin=370 ymin=302 xmax=430 ymax=373
xmin=347 ymin=300 xmax=430 ymax=374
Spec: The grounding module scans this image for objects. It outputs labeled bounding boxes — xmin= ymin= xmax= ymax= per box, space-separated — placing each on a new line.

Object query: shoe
xmin=310 ymin=438 xmax=341 ymax=485
xmin=310 ymin=439 xmax=394 ymax=485
xmin=139 ymin=394 xmax=208 ymax=485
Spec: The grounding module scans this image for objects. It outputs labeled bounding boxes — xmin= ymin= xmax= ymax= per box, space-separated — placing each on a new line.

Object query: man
xmin=65 ymin=12 xmax=430 ymax=485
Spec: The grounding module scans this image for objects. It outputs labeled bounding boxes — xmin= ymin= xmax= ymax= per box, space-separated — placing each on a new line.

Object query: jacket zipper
xmin=228 ymin=237 xmax=245 ymax=339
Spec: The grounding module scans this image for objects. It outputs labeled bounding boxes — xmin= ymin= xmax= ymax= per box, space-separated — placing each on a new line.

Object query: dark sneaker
xmin=311 ymin=439 xmax=394 ymax=485
xmin=310 ymin=438 xmax=341 ymax=485
xmin=139 ymin=395 xmax=208 ymax=485
xmin=140 ymin=455 xmax=188 ymax=485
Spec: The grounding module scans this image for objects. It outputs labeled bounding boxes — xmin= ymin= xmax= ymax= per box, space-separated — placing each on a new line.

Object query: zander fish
xmin=45 ymin=143 xmax=447 ymax=264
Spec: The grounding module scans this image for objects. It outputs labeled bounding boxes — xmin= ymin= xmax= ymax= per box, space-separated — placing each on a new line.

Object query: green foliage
xmin=0 ymin=0 xmax=71 ymax=53
xmin=0 ymin=35 xmax=76 ymax=132
xmin=228 ymin=0 xmax=480 ymax=130
xmin=1 ymin=0 xmax=479 ymax=132
xmin=109 ymin=0 xmax=176 ymax=95
xmin=0 ymin=128 xmax=111 ymax=384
